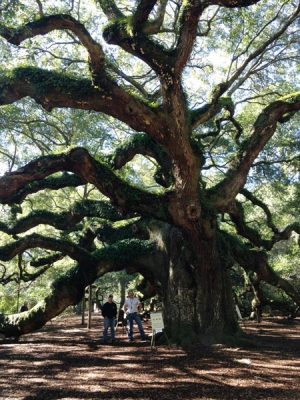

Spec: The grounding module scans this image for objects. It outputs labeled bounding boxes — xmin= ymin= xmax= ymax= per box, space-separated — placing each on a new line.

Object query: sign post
xmin=150 ymin=312 xmax=169 ymax=349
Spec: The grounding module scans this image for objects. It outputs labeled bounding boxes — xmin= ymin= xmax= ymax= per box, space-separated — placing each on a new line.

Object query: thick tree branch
xmin=0 ymin=14 xmax=105 ymax=73
xmin=191 ymin=95 xmax=234 ymax=128
xmin=96 ymin=218 xmax=151 ymax=245
xmin=0 ymin=200 xmax=121 ymax=235
xmin=228 ymin=201 xmax=272 ymax=249
xmin=109 ymin=134 xmax=173 ymax=187
xmin=0 ymin=173 xmax=84 ymax=205
xmin=0 ymin=238 xmax=156 ymax=337
xmin=103 ymin=24 xmax=173 ymax=77
xmin=130 ymin=0 xmax=174 ymax=46
xmin=0 ymin=233 xmax=92 ymax=265
xmin=96 ymin=0 xmax=124 ymax=19
xmin=92 ymin=238 xmax=154 ymax=265
xmin=99 ymin=0 xmax=169 ymax=72
xmin=208 ymin=0 xmax=261 ymax=7
xmin=0 ymin=148 xmax=171 ymax=221
xmin=222 ymin=231 xmax=300 ymax=307
xmin=30 ymin=253 xmax=64 ymax=267
xmin=0 ymin=67 xmax=166 ymax=140
xmin=132 ymin=0 xmax=158 ymax=31
xmin=0 ymin=260 xmax=102 ymax=337
xmin=174 ymin=1 xmax=206 ymax=76
xmin=143 ymin=0 xmax=168 ymax=35
xmin=210 ymin=93 xmax=300 ymax=209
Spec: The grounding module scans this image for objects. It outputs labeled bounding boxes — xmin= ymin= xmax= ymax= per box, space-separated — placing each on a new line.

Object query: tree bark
xmin=155 ymin=225 xmax=238 ymax=345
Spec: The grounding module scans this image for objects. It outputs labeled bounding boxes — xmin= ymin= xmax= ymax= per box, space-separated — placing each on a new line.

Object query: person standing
xmin=123 ymin=290 xmax=146 ymax=342
xmin=101 ymin=294 xmax=117 ymax=343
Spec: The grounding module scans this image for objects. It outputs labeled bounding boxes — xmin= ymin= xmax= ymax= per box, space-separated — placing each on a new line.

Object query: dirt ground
xmin=0 ymin=315 xmax=299 ymax=400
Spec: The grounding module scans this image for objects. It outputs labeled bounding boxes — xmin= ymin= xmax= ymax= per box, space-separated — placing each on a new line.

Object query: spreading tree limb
xmin=211 ymin=94 xmax=300 ymax=209
xmin=0 ymin=233 xmax=92 ymax=265
xmin=0 ymin=147 xmax=171 ymax=221
xmin=223 ymin=232 xmax=300 ymax=307
xmin=0 ymin=200 xmax=122 ymax=235
xmin=0 ymin=67 xmax=165 ymax=138
xmin=228 ymin=200 xmax=300 ymax=250
xmin=0 ymin=238 xmax=156 ymax=337
xmin=109 ymin=133 xmax=173 ymax=187
xmin=0 ymin=173 xmax=84 ymax=205
xmin=0 ymin=14 xmax=105 ymax=73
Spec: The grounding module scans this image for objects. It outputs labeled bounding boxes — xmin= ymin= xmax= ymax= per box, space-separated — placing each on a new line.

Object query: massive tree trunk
xmin=150 ymin=224 xmax=238 ymax=345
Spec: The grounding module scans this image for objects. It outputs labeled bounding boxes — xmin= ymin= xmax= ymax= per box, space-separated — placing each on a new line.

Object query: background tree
xmin=0 ymin=0 xmax=299 ymax=344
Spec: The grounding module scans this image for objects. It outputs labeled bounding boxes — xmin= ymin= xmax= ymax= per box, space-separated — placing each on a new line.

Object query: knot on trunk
xmin=186 ymin=202 xmax=201 ymax=220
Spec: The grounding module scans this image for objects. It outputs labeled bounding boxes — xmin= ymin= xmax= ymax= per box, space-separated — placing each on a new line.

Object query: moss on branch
xmin=96 ymin=218 xmax=150 ymax=244
xmin=0 ymin=147 xmax=171 ymax=222
xmin=9 ymin=66 xmax=93 ymax=96
xmin=103 ymin=16 xmax=174 ymax=75
xmin=0 ymin=199 xmax=121 ymax=235
xmin=0 ymin=233 xmax=92 ymax=264
xmin=0 ymin=174 xmax=84 ymax=205
xmin=108 ymin=133 xmax=173 ymax=187
xmin=93 ymin=238 xmax=154 ymax=264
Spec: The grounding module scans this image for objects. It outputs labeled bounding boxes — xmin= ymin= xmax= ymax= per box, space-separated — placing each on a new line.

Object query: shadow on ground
xmin=1 ymin=315 xmax=299 ymax=400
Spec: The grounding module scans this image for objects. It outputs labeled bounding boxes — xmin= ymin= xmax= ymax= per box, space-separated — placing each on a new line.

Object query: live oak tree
xmin=0 ymin=0 xmax=300 ymax=344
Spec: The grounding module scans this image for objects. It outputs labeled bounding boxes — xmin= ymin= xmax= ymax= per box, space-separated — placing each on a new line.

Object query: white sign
xmin=150 ymin=312 xmax=164 ymax=331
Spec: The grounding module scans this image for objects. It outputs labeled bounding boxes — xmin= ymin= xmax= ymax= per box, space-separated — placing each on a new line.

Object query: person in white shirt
xmin=123 ymin=290 xmax=146 ymax=341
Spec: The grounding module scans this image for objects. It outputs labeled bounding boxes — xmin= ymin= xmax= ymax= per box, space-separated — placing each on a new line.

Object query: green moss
xmin=219 ymin=96 xmax=234 ymax=114
xmin=93 ymin=238 xmax=154 ymax=262
xmin=51 ymin=265 xmax=83 ymax=290
xmin=9 ymin=66 xmax=92 ymax=96
xmin=103 ymin=16 xmax=133 ymax=42
xmin=278 ymin=91 xmax=300 ymax=103
xmin=96 ymin=219 xmax=142 ymax=244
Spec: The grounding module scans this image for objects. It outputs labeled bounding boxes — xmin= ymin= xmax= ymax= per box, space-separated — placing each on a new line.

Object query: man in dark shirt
xmin=101 ymin=294 xmax=117 ymax=343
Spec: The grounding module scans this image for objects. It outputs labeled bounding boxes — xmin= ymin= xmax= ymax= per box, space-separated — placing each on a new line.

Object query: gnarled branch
xmin=0 ymin=14 xmax=105 ymax=73
xmin=0 ymin=237 xmax=156 ymax=337
xmin=211 ymin=94 xmax=300 ymax=209
xmin=0 ymin=200 xmax=122 ymax=235
xmin=0 ymin=233 xmax=92 ymax=264
xmin=223 ymin=231 xmax=300 ymax=307
xmin=0 ymin=67 xmax=165 ymax=138
xmin=174 ymin=1 xmax=206 ymax=76
xmin=208 ymin=0 xmax=261 ymax=7
xmin=0 ymin=147 xmax=171 ymax=222
xmin=109 ymin=133 xmax=173 ymax=187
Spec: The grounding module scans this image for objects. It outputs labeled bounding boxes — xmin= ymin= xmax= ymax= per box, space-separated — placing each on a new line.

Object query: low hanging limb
xmin=0 ymin=199 xmax=123 ymax=235
xmin=0 ymin=237 xmax=156 ymax=337
xmin=222 ymin=231 xmax=300 ymax=308
xmin=228 ymin=199 xmax=300 ymax=251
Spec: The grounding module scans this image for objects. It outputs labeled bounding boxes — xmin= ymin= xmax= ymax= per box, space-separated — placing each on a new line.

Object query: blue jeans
xmin=127 ymin=312 xmax=145 ymax=340
xmin=103 ymin=317 xmax=116 ymax=342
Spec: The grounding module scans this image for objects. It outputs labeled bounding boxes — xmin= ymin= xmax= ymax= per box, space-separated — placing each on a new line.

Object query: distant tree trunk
xmin=249 ymin=273 xmax=263 ymax=322
xmin=119 ymin=279 xmax=126 ymax=309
